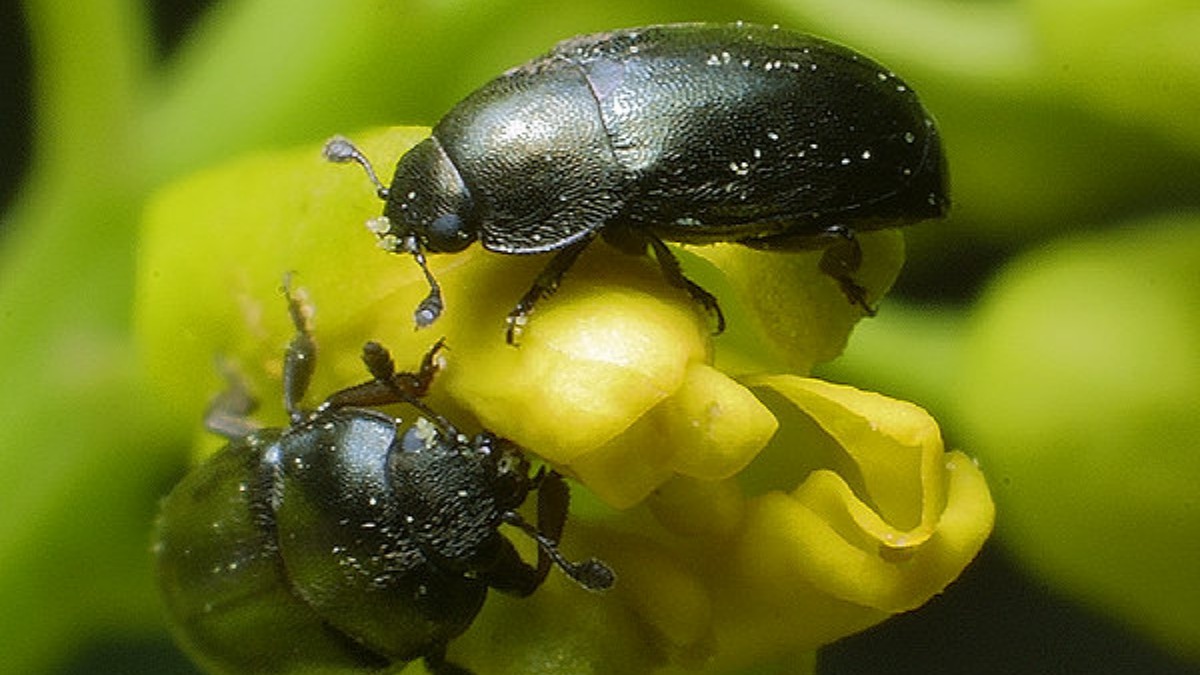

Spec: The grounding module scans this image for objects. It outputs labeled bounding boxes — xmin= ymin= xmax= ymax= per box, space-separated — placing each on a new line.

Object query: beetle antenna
xmin=323 ymin=135 xmax=389 ymax=201
xmin=403 ymin=237 xmax=444 ymax=328
xmin=502 ymin=512 xmax=616 ymax=591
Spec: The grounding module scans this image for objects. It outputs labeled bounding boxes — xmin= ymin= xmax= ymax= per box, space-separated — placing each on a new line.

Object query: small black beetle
xmin=154 ymin=285 xmax=614 ymax=675
xmin=326 ymin=22 xmax=948 ymax=342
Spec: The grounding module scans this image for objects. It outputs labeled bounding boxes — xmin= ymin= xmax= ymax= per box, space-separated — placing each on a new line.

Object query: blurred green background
xmin=2 ymin=0 xmax=1198 ymax=673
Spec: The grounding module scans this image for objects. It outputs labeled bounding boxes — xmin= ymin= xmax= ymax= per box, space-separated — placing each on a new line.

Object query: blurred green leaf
xmin=1025 ymin=0 xmax=1200 ymax=152
xmin=957 ymin=214 xmax=1200 ymax=660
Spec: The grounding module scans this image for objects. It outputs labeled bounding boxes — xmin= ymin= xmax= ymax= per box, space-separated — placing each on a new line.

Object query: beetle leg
xmin=361 ymin=339 xmax=445 ymax=399
xmin=479 ymin=536 xmax=543 ymax=597
xmin=743 ymin=224 xmax=876 ymax=315
xmin=208 ymin=278 xmax=313 ymax=435
xmin=535 ymin=470 xmax=570 ymax=580
xmin=203 ymin=357 xmax=262 ymax=439
xmin=818 ymin=227 xmax=876 ymax=316
xmin=319 ymin=346 xmax=409 ymax=409
xmin=505 ymin=235 xmax=595 ymax=345
xmin=279 ymin=278 xmax=318 ymax=423
xmin=320 ymin=340 xmax=461 ymax=436
xmin=644 ymin=234 xmax=726 ymax=334
xmin=360 ymin=339 xmax=398 ymax=381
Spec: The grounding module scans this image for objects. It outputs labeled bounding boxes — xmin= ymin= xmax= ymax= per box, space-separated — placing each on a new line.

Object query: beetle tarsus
xmin=836 ymin=277 xmax=877 ymax=316
xmin=504 ymin=308 xmax=528 ymax=346
xmin=505 ymin=236 xmax=594 ymax=345
xmin=645 ymin=234 xmax=726 ymax=334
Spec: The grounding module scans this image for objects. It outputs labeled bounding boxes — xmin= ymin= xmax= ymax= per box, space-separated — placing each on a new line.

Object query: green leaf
xmin=959 ymin=213 xmax=1200 ymax=659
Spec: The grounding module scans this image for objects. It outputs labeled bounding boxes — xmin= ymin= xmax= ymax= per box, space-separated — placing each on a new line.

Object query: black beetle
xmin=153 ymin=284 xmax=614 ymax=675
xmin=326 ymin=22 xmax=949 ymax=342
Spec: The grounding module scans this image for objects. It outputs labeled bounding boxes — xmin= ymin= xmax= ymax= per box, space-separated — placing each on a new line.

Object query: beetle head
xmin=473 ymin=434 xmax=534 ymax=511
xmin=325 ymin=135 xmax=477 ymax=327
xmin=384 ymin=138 xmax=478 ymax=326
xmin=383 ymin=137 xmax=476 ymax=253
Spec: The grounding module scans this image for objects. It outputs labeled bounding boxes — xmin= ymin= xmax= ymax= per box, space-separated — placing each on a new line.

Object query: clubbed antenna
xmin=323 ymin=136 xmax=389 ymax=201
xmin=403 ymin=236 xmax=445 ymax=328
xmin=327 ymin=137 xmax=445 ymax=329
xmin=503 ymin=513 xmax=616 ymax=591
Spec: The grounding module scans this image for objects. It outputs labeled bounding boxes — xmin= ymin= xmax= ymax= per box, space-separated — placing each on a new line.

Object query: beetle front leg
xmin=505 ymin=236 xmax=595 ymax=345
xmin=479 ymin=537 xmax=543 ymax=597
xmin=319 ymin=340 xmax=460 ymax=436
xmin=359 ymin=337 xmax=445 ymax=400
xmin=644 ymin=235 xmax=726 ymax=333
xmin=209 ymin=277 xmax=316 ymax=435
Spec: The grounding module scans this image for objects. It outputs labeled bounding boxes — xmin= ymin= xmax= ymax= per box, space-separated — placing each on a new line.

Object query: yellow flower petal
xmin=737 ymin=375 xmax=993 ymax=613
xmin=693 ymin=231 xmax=905 ymax=374
xmin=569 ymin=379 xmax=992 ymax=670
xmin=588 ymin=530 xmax=716 ymax=662
xmin=661 ymin=363 xmax=780 ymax=481
xmin=565 ymin=362 xmax=776 ymax=508
xmin=564 ymin=410 xmax=682 ymax=510
xmin=647 ymin=476 xmax=746 ymax=539
xmin=442 ymin=251 xmax=711 ymax=462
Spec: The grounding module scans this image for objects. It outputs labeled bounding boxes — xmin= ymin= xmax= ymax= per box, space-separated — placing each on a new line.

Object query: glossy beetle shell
xmin=154 ymin=294 xmax=613 ymax=674
xmin=326 ymin=22 xmax=949 ymax=338
xmin=386 ymin=22 xmax=947 ymax=254
xmin=155 ymin=414 xmax=521 ymax=673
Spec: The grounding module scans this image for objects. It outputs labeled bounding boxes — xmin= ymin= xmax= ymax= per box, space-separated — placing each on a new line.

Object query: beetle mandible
xmin=153 ymin=283 xmax=614 ymax=675
xmin=326 ymin=22 xmax=949 ymax=343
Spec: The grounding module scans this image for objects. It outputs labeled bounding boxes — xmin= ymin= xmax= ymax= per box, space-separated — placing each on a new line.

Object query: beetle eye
xmin=424 ymin=213 xmax=471 ymax=252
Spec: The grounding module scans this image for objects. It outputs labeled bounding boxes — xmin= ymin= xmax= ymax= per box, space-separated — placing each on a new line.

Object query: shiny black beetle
xmin=153 ymin=285 xmax=614 ymax=675
xmin=326 ymin=22 xmax=949 ymax=342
